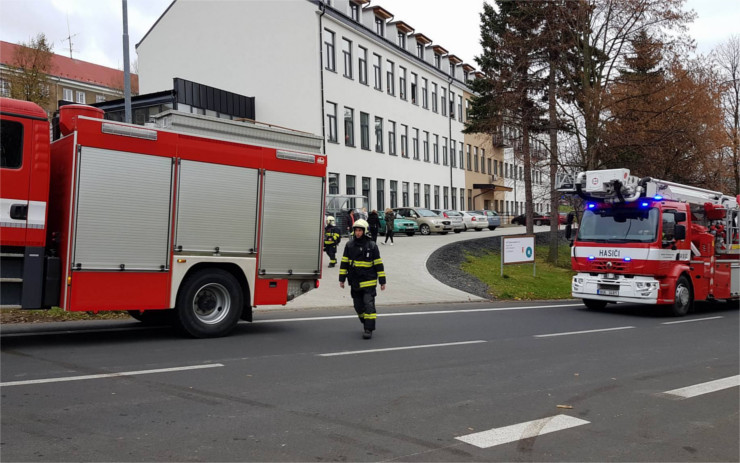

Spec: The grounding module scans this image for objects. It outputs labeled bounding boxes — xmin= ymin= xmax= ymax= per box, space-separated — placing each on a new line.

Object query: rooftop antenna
xmin=63 ymin=14 xmax=78 ymax=59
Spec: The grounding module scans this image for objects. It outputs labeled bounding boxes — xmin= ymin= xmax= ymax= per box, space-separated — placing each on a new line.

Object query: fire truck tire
xmin=175 ymin=269 xmax=243 ymax=338
xmin=128 ymin=310 xmax=174 ymax=325
xmin=669 ymin=275 xmax=693 ymax=317
xmin=582 ymin=299 xmax=608 ymax=310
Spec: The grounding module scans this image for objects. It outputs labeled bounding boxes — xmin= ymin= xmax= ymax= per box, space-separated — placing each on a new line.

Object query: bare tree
xmin=714 ymin=35 xmax=740 ymax=194
xmin=7 ymin=33 xmax=54 ymax=110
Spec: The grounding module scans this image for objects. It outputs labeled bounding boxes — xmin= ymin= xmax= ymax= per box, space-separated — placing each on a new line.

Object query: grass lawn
xmin=461 ymin=244 xmax=576 ymax=300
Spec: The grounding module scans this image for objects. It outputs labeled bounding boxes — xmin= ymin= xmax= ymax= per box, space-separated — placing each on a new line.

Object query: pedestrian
xmin=339 ymin=219 xmax=386 ymax=339
xmin=360 ymin=207 xmax=369 ymax=220
xmin=383 ymin=207 xmax=396 ymax=245
xmin=367 ymin=209 xmax=380 ymax=242
xmin=324 ymin=216 xmax=341 ymax=267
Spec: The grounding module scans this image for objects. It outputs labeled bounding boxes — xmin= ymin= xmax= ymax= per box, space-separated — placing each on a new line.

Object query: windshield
xmin=417 ymin=209 xmax=438 ymax=217
xmin=578 ymin=207 xmax=659 ymax=243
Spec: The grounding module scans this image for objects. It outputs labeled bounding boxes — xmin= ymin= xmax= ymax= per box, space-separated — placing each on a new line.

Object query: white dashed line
xmin=456 ymin=415 xmax=590 ymax=449
xmin=0 ymin=363 xmax=224 ymax=387
xmin=534 ymin=326 xmax=635 ymax=338
xmin=319 ymin=340 xmax=487 ymax=357
xmin=663 ymin=375 xmax=740 ymax=399
xmin=661 ymin=316 xmax=723 ymax=325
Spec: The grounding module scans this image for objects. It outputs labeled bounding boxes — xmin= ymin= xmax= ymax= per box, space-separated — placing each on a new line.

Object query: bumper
xmin=572 ymin=273 xmax=660 ymax=304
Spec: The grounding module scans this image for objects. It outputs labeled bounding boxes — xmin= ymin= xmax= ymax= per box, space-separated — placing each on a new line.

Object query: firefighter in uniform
xmin=324 ymin=216 xmax=342 ymax=268
xmin=339 ymin=219 xmax=386 ymax=339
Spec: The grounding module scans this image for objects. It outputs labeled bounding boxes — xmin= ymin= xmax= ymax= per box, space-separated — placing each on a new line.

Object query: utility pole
xmin=122 ymin=0 xmax=132 ymax=123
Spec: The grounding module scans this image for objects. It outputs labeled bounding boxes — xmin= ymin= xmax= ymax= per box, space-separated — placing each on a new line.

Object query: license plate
xmin=598 ymin=289 xmax=619 ymax=296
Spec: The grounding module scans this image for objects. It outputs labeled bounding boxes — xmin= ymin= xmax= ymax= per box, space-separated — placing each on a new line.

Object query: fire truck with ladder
xmin=0 ymin=97 xmax=327 ymax=337
xmin=557 ymin=168 xmax=739 ymax=316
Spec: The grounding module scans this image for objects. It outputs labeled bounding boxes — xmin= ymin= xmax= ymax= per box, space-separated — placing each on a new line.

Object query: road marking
xmin=663 ymin=375 xmax=740 ymax=399
xmin=0 ymin=363 xmax=224 ymax=387
xmin=256 ymin=303 xmax=583 ymax=324
xmin=456 ymin=415 xmax=590 ymax=449
xmin=319 ymin=340 xmax=486 ymax=357
xmin=534 ymin=326 xmax=635 ymax=338
xmin=661 ymin=316 xmax=723 ymax=325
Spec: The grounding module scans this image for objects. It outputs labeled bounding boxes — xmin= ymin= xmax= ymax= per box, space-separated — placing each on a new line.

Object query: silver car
xmin=432 ymin=209 xmax=466 ymax=233
xmin=394 ymin=207 xmax=452 ymax=235
xmin=461 ymin=211 xmax=487 ymax=231
xmin=471 ymin=210 xmax=501 ymax=230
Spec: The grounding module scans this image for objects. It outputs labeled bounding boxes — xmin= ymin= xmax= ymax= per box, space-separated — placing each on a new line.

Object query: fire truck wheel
xmin=175 ymin=269 xmax=243 ymax=338
xmin=670 ymin=275 xmax=693 ymax=317
xmin=582 ymin=299 xmax=608 ymax=310
xmin=128 ymin=310 xmax=174 ymax=325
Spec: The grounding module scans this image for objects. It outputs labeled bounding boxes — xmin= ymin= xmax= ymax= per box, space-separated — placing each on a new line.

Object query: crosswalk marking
xmin=456 ymin=415 xmax=590 ymax=449
xmin=663 ymin=375 xmax=740 ymax=399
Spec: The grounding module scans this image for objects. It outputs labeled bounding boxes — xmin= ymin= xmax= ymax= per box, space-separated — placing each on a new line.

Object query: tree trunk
xmin=548 ymin=56 xmax=560 ymax=263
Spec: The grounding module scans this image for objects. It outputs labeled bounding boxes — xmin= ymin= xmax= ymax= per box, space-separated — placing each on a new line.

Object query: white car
xmin=461 ymin=211 xmax=487 ymax=231
xmin=432 ymin=209 xmax=466 ymax=233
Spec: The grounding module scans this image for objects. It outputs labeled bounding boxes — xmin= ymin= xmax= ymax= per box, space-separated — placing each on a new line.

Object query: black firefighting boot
xmin=363 ymin=330 xmax=372 ymax=339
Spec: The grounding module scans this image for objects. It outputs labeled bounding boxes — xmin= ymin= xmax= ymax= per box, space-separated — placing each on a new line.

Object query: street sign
xmin=501 ymin=235 xmax=536 ymax=276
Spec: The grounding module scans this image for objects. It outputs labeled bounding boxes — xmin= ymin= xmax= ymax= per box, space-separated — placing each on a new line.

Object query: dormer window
xmin=350 ymin=3 xmax=359 ymax=21
xmin=398 ymin=31 xmax=406 ymax=48
xmin=417 ymin=43 xmax=424 ymax=59
xmin=375 ymin=17 xmax=385 ymax=35
xmin=449 ymin=63 xmax=456 ymax=77
xmin=434 ymin=54 xmax=441 ymax=69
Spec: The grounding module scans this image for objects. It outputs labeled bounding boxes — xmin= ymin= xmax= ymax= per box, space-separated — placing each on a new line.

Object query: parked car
xmin=558 ymin=212 xmax=569 ymax=224
xmin=432 ymin=209 xmax=465 ymax=233
xmin=461 ymin=211 xmax=487 ymax=231
xmin=511 ymin=211 xmax=550 ymax=226
xmin=471 ymin=210 xmax=501 ymax=230
xmin=377 ymin=214 xmax=418 ymax=236
xmin=394 ymin=207 xmax=452 ymax=235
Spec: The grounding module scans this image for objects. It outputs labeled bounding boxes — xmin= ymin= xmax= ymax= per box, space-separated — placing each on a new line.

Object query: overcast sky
xmin=1 ymin=0 xmax=738 ymax=74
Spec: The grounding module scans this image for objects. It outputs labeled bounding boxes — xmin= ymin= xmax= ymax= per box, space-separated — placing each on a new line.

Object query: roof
xmin=0 ymin=41 xmax=138 ymax=90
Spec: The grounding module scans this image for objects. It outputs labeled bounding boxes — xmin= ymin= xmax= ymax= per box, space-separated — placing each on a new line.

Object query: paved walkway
xmin=259 ymin=225 xmax=543 ymax=311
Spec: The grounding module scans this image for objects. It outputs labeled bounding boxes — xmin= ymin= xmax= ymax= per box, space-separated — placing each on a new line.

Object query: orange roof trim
xmin=366 ymin=5 xmax=393 ymax=20
xmin=432 ymin=45 xmax=448 ymax=55
xmin=447 ymin=54 xmax=462 ymax=64
xmin=390 ymin=20 xmax=414 ymax=34
xmin=414 ymin=33 xmax=432 ymax=45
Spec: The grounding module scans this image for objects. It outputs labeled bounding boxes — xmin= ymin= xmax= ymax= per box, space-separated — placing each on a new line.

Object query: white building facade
xmin=137 ymin=0 xmax=471 ymax=212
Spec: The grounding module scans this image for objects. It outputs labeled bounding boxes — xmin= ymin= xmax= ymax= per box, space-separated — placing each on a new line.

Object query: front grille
xmin=590 ymin=260 xmax=629 ymax=272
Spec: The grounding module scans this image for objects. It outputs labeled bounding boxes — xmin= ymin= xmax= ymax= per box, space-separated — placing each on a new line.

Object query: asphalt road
xmin=1 ymin=300 xmax=738 ymax=462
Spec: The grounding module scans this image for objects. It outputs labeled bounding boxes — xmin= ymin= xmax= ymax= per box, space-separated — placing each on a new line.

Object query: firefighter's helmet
xmin=326 ymin=216 xmax=335 ymax=225
xmin=352 ymin=219 xmax=369 ymax=233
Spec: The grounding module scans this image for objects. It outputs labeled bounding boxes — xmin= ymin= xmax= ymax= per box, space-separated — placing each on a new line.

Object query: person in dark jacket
xmin=367 ymin=209 xmax=381 ymax=242
xmin=339 ymin=219 xmax=386 ymax=339
xmin=324 ymin=216 xmax=342 ymax=267
xmin=383 ymin=207 xmax=396 ymax=245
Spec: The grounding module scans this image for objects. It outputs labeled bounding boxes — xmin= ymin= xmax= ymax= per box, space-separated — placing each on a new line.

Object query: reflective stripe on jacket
xmin=338 ymin=236 xmax=386 ymax=289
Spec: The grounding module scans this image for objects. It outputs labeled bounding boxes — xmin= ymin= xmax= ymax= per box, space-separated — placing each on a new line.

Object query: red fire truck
xmin=0 ymin=97 xmax=327 ymax=337
xmin=558 ymin=168 xmax=739 ymax=316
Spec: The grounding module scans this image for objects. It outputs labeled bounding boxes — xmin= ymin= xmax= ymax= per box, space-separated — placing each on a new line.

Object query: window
xmin=95 ymin=94 xmax=106 ymax=103
xmin=421 ymin=78 xmax=428 ymax=108
xmin=459 ymin=144 xmax=464 ymax=170
xmin=519 ymin=166 xmax=524 ymax=180
xmin=376 ymin=179 xmax=385 ymax=210
xmin=342 ymin=38 xmax=353 ymax=78
xmin=458 ymin=95 xmax=463 ymax=122
xmin=417 ymin=42 xmax=425 ymax=59
xmin=0 ymin=120 xmax=23 ymax=169
xmin=346 ymin=175 xmax=356 ymax=204
xmin=434 ymin=186 xmax=440 ymax=209
xmin=402 ymin=182 xmax=409 ymax=207
xmin=451 ymin=187 xmax=457 ymax=210
xmin=467 ymin=145 xmax=472 ymax=171
xmin=410 ymin=73 xmax=418 ymax=104
xmin=63 ymin=88 xmax=73 ymax=101
xmin=441 ymin=88 xmax=447 ymax=116
xmin=344 ymin=107 xmax=354 ymax=146
xmin=434 ymin=53 xmax=441 ymax=69
xmin=449 ymin=62 xmax=456 ymax=77
xmin=474 ymin=146 xmax=479 ymax=172
xmin=324 ymin=29 xmax=335 ymax=71
xmin=0 ymin=79 xmax=10 ymax=98
xmin=398 ymin=31 xmax=406 ymax=48
xmin=433 ymin=134 xmax=439 ymax=164
xmin=431 ymin=83 xmax=438 ymax=113
xmin=362 ymin=177 xmax=371 ymax=210
xmin=328 ymin=172 xmax=339 ymax=194
xmin=400 ymin=124 xmax=408 ymax=158
xmin=424 ymin=184 xmax=430 ymax=208
xmin=326 ymin=102 xmax=337 ymax=142
xmin=388 ymin=120 xmax=396 ymax=156
xmin=412 ymin=128 xmax=419 ymax=160
xmin=386 ymin=60 xmax=395 ymax=95
xmin=76 ymin=90 xmax=85 ymax=103
xmin=375 ymin=116 xmax=383 ymax=153
xmin=468 ymin=190 xmax=473 ymax=211
xmin=358 ymin=46 xmax=368 ymax=84
xmin=423 ymin=131 xmax=429 ymax=162
xmin=390 ymin=180 xmax=398 ymax=208
xmin=460 ymin=190 xmax=465 ymax=211
xmin=375 ymin=16 xmax=385 ymax=35
xmin=449 ymin=91 xmax=455 ymax=118
xmin=450 ymin=140 xmax=457 ymax=167
xmin=350 ymin=3 xmax=360 ymax=21
xmin=373 ymin=54 xmax=382 ymax=90
xmin=442 ymin=137 xmax=448 ymax=166
xmin=360 ymin=112 xmax=370 ymax=150
xmin=399 ymin=66 xmax=407 ymax=100
xmin=413 ymin=183 xmax=420 ymax=207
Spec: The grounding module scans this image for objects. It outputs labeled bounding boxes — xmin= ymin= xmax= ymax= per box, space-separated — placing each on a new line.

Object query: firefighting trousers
xmin=325 ymin=245 xmax=337 ymax=266
xmin=350 ymin=288 xmax=376 ymax=331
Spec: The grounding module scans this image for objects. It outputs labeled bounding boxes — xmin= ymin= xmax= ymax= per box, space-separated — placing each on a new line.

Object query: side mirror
xmin=675 ymin=224 xmax=686 ymax=240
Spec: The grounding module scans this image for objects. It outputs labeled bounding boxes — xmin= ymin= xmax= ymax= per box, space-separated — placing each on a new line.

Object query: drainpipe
xmin=317 ymin=1 xmax=327 ymax=154
xmin=122 ymin=0 xmax=132 ymax=123
xmin=447 ymin=76 xmax=453 ymax=208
